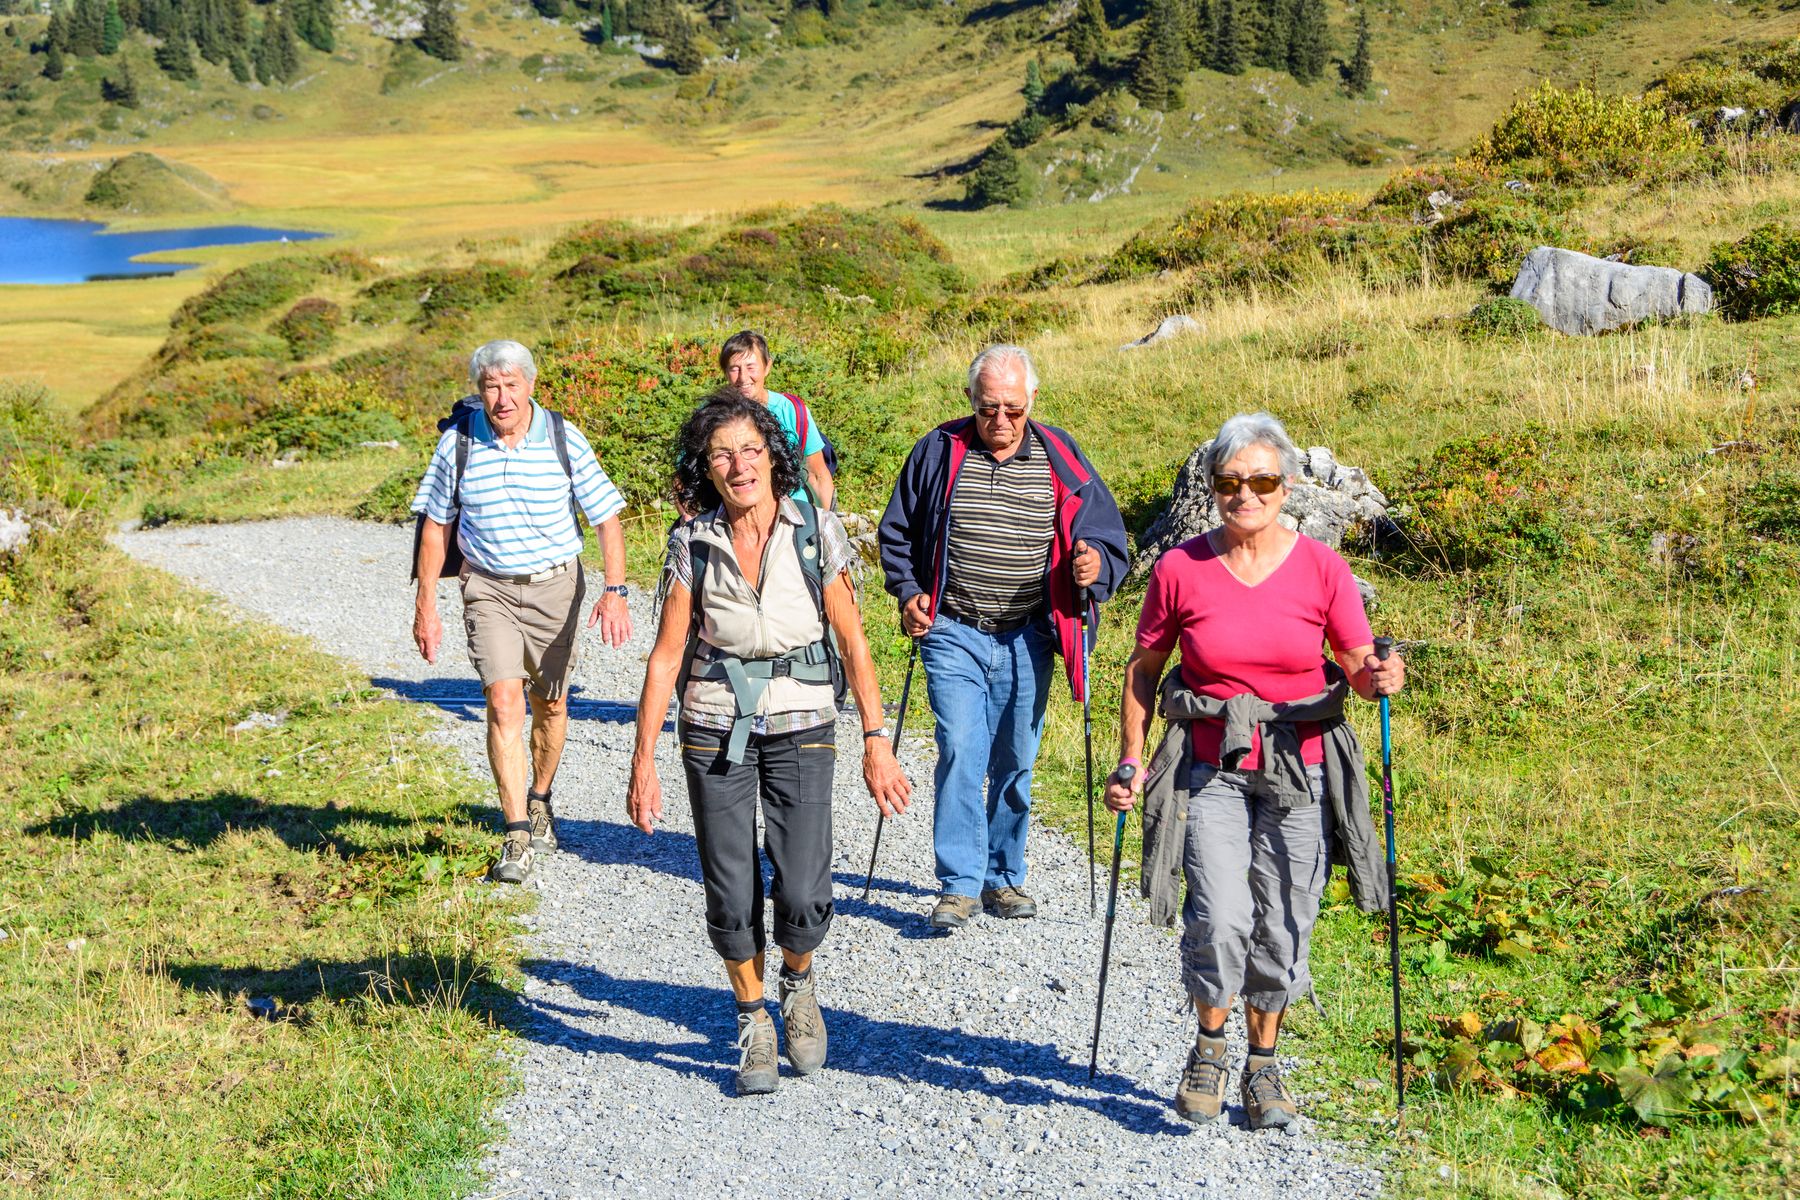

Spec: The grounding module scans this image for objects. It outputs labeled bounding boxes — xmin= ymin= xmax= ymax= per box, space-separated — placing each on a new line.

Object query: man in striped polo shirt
xmin=879 ymin=345 xmax=1128 ymax=929
xmin=411 ymin=340 xmax=632 ymax=887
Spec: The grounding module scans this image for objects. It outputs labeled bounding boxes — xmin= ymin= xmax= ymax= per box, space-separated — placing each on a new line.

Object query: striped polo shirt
xmin=940 ymin=428 xmax=1055 ymax=622
xmin=410 ymin=402 xmax=625 ymax=577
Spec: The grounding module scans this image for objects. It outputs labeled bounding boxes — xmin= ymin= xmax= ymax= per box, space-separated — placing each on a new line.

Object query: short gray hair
xmin=469 ymin=339 xmax=537 ymax=387
xmin=967 ymin=343 xmax=1039 ymax=399
xmin=1204 ymin=412 xmax=1302 ymax=481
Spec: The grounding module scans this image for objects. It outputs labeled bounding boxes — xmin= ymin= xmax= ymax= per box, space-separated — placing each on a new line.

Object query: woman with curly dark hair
xmin=628 ymin=389 xmax=911 ymax=1096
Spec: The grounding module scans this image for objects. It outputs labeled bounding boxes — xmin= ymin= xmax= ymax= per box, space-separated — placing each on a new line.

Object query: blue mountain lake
xmin=0 ymin=217 xmax=328 ymax=285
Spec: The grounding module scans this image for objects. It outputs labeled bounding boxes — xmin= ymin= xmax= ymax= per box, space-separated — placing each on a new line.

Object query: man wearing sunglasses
xmin=878 ymin=344 xmax=1128 ymax=929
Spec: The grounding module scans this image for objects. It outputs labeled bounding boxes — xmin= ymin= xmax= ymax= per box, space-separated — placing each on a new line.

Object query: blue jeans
xmin=918 ymin=614 xmax=1055 ymax=897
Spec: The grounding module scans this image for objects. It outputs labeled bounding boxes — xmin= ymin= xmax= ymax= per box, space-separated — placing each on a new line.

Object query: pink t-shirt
xmin=1135 ymin=532 xmax=1373 ymax=770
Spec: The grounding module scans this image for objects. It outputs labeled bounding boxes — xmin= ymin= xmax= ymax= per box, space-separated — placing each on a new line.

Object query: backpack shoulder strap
xmin=792 ymin=498 xmax=824 ymax=614
xmin=791 ymin=395 xmax=811 ymax=458
xmin=452 ymin=426 xmax=470 ymax=508
xmin=548 ymin=409 xmax=574 ymax=480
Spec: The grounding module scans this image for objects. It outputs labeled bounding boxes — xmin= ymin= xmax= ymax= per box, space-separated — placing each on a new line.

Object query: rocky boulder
xmin=1510 ymin=246 xmax=1713 ymax=336
xmin=1130 ymin=443 xmax=1388 ymax=593
xmin=1120 ymin=313 xmax=1201 ymax=351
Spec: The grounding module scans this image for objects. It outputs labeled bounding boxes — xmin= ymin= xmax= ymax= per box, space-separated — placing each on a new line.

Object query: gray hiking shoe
xmin=526 ymin=790 xmax=558 ymax=853
xmin=734 ymin=1011 xmax=779 ymax=1096
xmin=981 ymin=886 xmax=1038 ymax=919
xmin=1175 ymin=1034 xmax=1230 ymax=1123
xmin=779 ymin=971 xmax=827 ymax=1075
xmin=929 ymin=893 xmax=980 ymax=930
xmin=1241 ymin=1054 xmax=1299 ymax=1129
xmin=488 ymin=831 xmax=536 ymax=886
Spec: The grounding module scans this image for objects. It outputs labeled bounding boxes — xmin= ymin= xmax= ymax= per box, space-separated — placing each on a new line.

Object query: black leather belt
xmin=940 ymin=608 xmax=1040 ymax=634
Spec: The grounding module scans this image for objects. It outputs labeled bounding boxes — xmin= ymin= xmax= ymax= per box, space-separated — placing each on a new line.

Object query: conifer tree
xmin=1186 ymin=0 xmax=1208 ymax=63
xmin=293 ymin=0 xmax=332 ymax=52
xmin=662 ymin=9 xmax=702 ymax=73
xmin=419 ymin=0 xmax=459 ymax=60
xmin=72 ymin=0 xmax=105 ymax=54
xmin=45 ymin=7 xmax=70 ymax=51
xmin=1130 ymin=0 xmax=1188 ymax=112
xmin=1065 ymin=0 xmax=1106 ymax=76
xmin=101 ymin=0 xmax=124 ymax=52
xmin=1344 ymin=3 xmax=1371 ymax=95
xmin=1252 ymin=0 xmax=1288 ymax=72
xmin=154 ymin=21 xmax=195 ymax=78
xmin=1022 ymin=56 xmax=1044 ymax=109
xmin=609 ymin=0 xmax=627 ymax=35
xmin=964 ymin=136 xmax=1025 ymax=209
xmin=225 ymin=0 xmax=249 ymax=51
xmin=102 ymin=55 xmax=139 ymax=103
xmin=253 ymin=0 xmax=299 ymax=81
xmin=1208 ymin=0 xmax=1245 ymax=74
xmin=1287 ymin=0 xmax=1327 ymax=82
xmin=137 ymin=0 xmax=172 ymax=40
xmin=596 ymin=0 xmax=611 ymax=39
xmin=43 ymin=38 xmax=66 ymax=77
xmin=193 ymin=0 xmax=233 ymax=65
xmin=117 ymin=0 xmax=138 ymax=29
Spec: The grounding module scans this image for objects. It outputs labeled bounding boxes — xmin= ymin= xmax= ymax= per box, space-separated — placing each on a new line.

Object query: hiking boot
xmin=1241 ymin=1053 xmax=1299 ymax=1130
xmin=778 ymin=971 xmax=827 ymax=1075
xmin=929 ymin=893 xmax=980 ymax=930
xmin=526 ymin=790 xmax=558 ymax=853
xmin=488 ymin=831 xmax=536 ymax=886
xmin=734 ymin=1011 xmax=779 ymax=1096
xmin=981 ymin=886 xmax=1038 ymax=919
xmin=1175 ymin=1034 xmax=1230 ymax=1124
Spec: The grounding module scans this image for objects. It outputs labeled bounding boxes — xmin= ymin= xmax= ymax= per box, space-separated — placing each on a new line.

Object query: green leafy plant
xmin=1390 ymin=428 xmax=1576 ymax=570
xmin=1469 ymin=82 xmax=1703 ymax=183
xmin=1705 ymin=223 xmax=1800 ymax=320
xmin=272 ymin=297 xmax=342 ymax=360
xmin=1397 ymin=855 xmax=1570 ymax=958
xmin=1459 ymin=296 xmax=1542 ymax=340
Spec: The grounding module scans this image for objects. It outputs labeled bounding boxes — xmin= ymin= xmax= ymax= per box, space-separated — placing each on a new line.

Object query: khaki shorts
xmin=460 ymin=561 xmax=585 ymax=701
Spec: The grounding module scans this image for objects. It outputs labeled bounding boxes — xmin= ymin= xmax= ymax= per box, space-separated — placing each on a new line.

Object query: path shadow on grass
xmin=553 ymin=814 xmax=931 ymax=932
xmin=23 ymin=791 xmax=489 ymax=857
xmin=501 ymin=958 xmax=1187 ymax=1134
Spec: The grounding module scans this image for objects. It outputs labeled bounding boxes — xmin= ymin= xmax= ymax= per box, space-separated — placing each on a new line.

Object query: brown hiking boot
xmin=734 ymin=1011 xmax=779 ymax=1096
xmin=778 ymin=971 xmax=827 ymax=1075
xmin=488 ymin=830 xmax=536 ymax=886
xmin=526 ymin=790 xmax=558 ymax=853
xmin=1241 ymin=1053 xmax=1299 ymax=1129
xmin=929 ymin=893 xmax=980 ymax=930
xmin=1175 ymin=1034 xmax=1231 ymax=1123
xmin=980 ymin=886 xmax=1039 ymax=919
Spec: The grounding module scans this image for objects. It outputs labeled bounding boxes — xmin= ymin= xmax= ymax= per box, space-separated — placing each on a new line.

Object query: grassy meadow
xmin=4 ymin=0 xmax=1800 ymax=1195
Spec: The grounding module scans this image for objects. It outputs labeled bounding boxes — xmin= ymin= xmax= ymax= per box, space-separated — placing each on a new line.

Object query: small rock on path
xmin=117 ymin=516 xmax=1383 ymax=1200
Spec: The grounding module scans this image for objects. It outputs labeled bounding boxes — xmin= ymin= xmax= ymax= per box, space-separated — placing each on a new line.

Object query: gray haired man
xmin=411 ymin=339 xmax=632 ymax=886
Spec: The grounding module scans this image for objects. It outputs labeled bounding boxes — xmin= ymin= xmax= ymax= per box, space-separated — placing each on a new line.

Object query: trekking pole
xmin=1375 ymin=637 xmax=1405 ymax=1122
xmin=1081 ymin=590 xmax=1097 ymax=918
xmin=860 ymin=638 xmax=918 ymax=901
xmin=1087 ymin=764 xmax=1135 ymax=1082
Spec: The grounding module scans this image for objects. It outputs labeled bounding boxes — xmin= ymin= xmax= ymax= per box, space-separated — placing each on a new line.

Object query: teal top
xmin=764 ymin=391 xmax=825 ymax=502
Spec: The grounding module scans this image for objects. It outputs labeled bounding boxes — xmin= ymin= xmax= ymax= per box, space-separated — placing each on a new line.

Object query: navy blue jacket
xmin=878 ymin=417 xmax=1128 ymax=702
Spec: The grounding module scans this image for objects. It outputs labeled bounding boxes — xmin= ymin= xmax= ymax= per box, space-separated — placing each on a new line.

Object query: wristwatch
xmin=603 ymin=584 xmax=629 ymax=597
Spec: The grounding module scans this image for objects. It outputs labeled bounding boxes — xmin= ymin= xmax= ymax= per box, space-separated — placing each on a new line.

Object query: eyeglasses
xmin=975 ymin=404 xmax=1029 ymax=420
xmin=706 ymin=443 xmax=766 ymax=470
xmin=1211 ymin=473 xmax=1284 ymax=497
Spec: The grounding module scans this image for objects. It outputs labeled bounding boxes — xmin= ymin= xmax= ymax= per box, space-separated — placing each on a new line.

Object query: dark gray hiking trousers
xmin=680 ymin=721 xmax=837 ymax=963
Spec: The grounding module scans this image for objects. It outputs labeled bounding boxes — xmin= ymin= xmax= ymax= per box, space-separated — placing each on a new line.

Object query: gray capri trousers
xmin=1180 ymin=761 xmax=1332 ymax=1012
xmin=680 ymin=721 xmax=837 ymax=963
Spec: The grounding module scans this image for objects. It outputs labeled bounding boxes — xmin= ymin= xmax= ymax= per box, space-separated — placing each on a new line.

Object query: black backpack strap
xmin=792 ymin=500 xmax=847 ymax=706
xmin=672 ymin=529 xmax=710 ymax=716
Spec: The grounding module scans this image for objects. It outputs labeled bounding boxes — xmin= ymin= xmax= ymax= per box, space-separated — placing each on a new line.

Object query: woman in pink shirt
xmin=1104 ymin=412 xmax=1404 ymax=1130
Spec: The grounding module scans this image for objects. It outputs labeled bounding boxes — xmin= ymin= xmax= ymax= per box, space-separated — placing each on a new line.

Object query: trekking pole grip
xmin=1374 ymin=636 xmax=1395 ymax=661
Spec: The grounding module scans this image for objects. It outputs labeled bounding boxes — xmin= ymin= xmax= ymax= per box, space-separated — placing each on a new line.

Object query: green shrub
xmin=612 ymin=70 xmax=665 ymax=89
xmin=1459 ymin=297 xmax=1542 ymax=339
xmin=963 ymin=139 xmax=1029 ymax=210
xmin=1391 ymin=428 xmax=1575 ymax=571
xmin=353 ymin=263 xmax=532 ymax=326
xmin=1704 ymin=223 xmax=1800 ymax=319
xmin=1104 ymin=189 xmax=1367 ymax=281
xmin=273 ymin=298 xmax=342 ymax=360
xmin=1428 ymin=199 xmax=1579 ymax=287
xmin=184 ymin=322 xmax=291 ymax=361
xmin=232 ymin=374 xmax=408 ymax=460
xmin=353 ymin=461 xmax=430 ymax=523
xmin=930 ymin=291 xmax=1072 ymax=343
xmin=1652 ymin=59 xmax=1781 ymax=117
xmin=174 ymin=257 xmax=321 ymax=328
xmin=545 ymin=219 xmax=687 ymax=266
xmin=1469 ymin=83 xmax=1703 ymax=183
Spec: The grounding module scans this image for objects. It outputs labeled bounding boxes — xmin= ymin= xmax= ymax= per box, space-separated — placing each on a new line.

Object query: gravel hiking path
xmin=117 ymin=517 xmax=1383 ymax=1200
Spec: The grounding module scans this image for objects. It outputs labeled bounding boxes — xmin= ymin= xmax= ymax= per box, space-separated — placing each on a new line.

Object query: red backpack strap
xmin=790 ymin=394 xmax=811 ymax=457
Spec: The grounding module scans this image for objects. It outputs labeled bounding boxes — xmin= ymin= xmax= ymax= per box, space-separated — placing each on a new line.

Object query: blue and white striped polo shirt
xmin=410 ymin=403 xmax=626 ymax=577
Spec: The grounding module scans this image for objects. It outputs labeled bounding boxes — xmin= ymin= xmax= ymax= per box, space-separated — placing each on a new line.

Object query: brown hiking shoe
xmin=980 ymin=886 xmax=1038 ymax=919
xmin=929 ymin=893 xmax=980 ymax=930
xmin=1175 ymin=1034 xmax=1230 ymax=1123
xmin=1241 ymin=1053 xmax=1299 ymax=1129
xmin=526 ymin=790 xmax=558 ymax=853
xmin=778 ymin=971 xmax=827 ymax=1075
xmin=488 ymin=830 xmax=536 ymax=886
xmin=734 ymin=1011 xmax=779 ymax=1096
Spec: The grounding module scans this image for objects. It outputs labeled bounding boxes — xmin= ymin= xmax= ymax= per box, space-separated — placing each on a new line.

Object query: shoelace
xmin=1243 ymin=1063 xmax=1291 ymax=1105
xmin=737 ymin=1017 xmax=776 ymax=1069
xmin=1183 ymin=1048 xmax=1228 ymax=1093
xmin=501 ymin=837 xmax=529 ymax=863
xmin=781 ymin=981 xmax=820 ymax=1037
